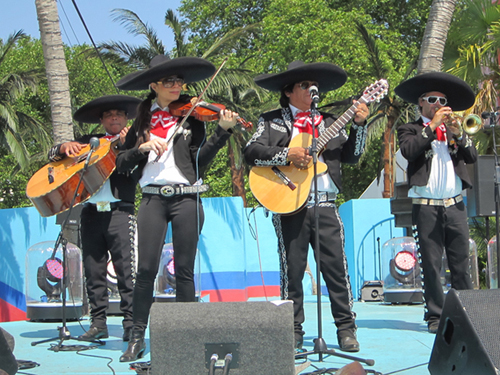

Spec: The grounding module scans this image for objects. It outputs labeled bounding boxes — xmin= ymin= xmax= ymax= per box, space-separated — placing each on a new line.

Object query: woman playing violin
xmin=115 ymin=55 xmax=238 ymax=362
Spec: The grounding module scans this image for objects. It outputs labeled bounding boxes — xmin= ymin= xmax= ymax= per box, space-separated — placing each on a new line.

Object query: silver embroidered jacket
xmin=243 ymin=107 xmax=368 ymax=193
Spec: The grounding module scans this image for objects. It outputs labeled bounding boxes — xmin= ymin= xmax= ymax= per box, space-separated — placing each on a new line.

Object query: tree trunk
xmin=382 ymin=114 xmax=396 ymax=198
xmin=228 ymin=142 xmax=247 ymax=206
xmin=35 ymin=0 xmax=73 ymax=144
xmin=417 ymin=0 xmax=457 ymax=73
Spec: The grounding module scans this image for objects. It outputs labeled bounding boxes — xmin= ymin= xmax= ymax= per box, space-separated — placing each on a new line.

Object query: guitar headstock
xmin=362 ymin=79 xmax=389 ymax=104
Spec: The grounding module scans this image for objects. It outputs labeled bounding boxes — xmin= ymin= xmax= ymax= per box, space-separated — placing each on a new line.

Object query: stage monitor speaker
xmin=429 ymin=289 xmax=500 ymax=375
xmin=150 ymin=301 xmax=295 ymax=375
xmin=0 ymin=328 xmax=17 ymax=375
xmin=467 ymin=155 xmax=496 ymax=217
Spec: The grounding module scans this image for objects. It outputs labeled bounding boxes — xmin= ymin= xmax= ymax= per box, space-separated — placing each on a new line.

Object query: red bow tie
xmin=294 ymin=111 xmax=323 ymax=137
xmin=150 ymin=110 xmax=179 ymax=138
xmin=424 ymin=121 xmax=447 ymax=142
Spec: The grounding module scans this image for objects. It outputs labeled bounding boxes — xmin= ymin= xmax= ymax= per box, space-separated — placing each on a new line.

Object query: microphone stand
xmin=489 ymin=113 xmax=500 ymax=288
xmin=32 ymin=139 xmax=102 ymax=350
xmin=296 ymin=98 xmax=374 ymax=368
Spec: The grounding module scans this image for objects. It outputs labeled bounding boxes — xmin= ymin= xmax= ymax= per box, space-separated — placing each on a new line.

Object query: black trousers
xmin=273 ymin=204 xmax=356 ymax=342
xmin=132 ymin=194 xmax=204 ymax=331
xmin=412 ymin=201 xmax=473 ymax=322
xmin=80 ymin=204 xmax=135 ymax=329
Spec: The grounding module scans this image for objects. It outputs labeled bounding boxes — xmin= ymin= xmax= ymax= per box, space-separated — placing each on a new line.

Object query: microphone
xmin=481 ymin=111 xmax=500 ymax=119
xmin=89 ymin=137 xmax=100 ymax=150
xmin=309 ymin=85 xmax=320 ymax=104
xmin=84 ymin=137 xmax=100 ymax=166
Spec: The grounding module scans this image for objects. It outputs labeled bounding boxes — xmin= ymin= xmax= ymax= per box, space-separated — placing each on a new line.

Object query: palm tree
xmin=417 ymin=0 xmax=457 ymax=73
xmin=0 ymin=31 xmax=51 ymax=169
xmin=100 ymin=8 xmax=264 ymax=204
xmin=35 ymin=0 xmax=73 ymax=144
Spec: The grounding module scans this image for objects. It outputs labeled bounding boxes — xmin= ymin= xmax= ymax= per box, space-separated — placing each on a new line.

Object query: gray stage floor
xmin=3 ymin=297 xmax=435 ymax=375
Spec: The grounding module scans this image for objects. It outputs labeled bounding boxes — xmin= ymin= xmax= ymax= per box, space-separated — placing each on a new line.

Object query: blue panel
xmin=340 ymin=199 xmax=405 ymax=299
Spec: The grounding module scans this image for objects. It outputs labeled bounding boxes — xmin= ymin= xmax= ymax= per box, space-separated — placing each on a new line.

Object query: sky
xmin=1 ymin=0 xmax=183 ymax=50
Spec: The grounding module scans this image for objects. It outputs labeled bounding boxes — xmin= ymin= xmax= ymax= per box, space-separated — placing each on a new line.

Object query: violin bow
xmin=153 ymin=57 xmax=229 ymax=162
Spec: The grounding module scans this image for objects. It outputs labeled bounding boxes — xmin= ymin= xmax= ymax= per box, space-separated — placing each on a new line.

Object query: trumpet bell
xmin=462 ymin=114 xmax=483 ymax=135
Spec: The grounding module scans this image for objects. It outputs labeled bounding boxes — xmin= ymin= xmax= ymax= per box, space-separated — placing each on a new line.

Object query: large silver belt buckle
xmin=443 ymin=198 xmax=453 ymax=208
xmin=96 ymin=201 xmax=111 ymax=212
xmin=160 ymin=185 xmax=176 ymax=197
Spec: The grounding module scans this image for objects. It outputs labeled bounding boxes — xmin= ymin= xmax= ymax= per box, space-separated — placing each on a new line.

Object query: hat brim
xmin=116 ymin=57 xmax=216 ymax=91
xmin=394 ymin=72 xmax=475 ymax=111
xmin=254 ymin=62 xmax=347 ymax=92
xmin=73 ymin=95 xmax=142 ymax=123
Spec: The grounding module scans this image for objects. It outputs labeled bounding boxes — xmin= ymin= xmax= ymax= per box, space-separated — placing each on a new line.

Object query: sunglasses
xmin=297 ymin=81 xmax=319 ymax=90
xmin=422 ymin=96 xmax=447 ymax=106
xmin=158 ymin=77 xmax=184 ymax=88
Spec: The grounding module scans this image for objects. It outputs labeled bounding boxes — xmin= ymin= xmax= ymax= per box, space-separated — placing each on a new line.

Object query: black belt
xmin=142 ymin=184 xmax=210 ymax=198
xmin=84 ymin=201 xmax=134 ymax=212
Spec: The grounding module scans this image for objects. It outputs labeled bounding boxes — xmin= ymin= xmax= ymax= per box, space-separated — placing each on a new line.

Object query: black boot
xmin=119 ymin=327 xmax=146 ymax=362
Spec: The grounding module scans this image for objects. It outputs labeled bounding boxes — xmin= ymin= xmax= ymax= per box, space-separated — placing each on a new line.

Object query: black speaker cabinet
xmin=429 ymin=289 xmax=500 ymax=375
xmin=0 ymin=328 xmax=17 ymax=375
xmin=467 ymin=155 xmax=496 ymax=217
xmin=149 ymin=301 xmax=295 ymax=375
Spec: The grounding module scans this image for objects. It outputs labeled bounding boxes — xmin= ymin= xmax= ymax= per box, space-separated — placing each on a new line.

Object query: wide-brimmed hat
xmin=394 ymin=72 xmax=475 ymax=111
xmin=73 ymin=95 xmax=142 ymax=123
xmin=254 ymin=60 xmax=347 ymax=93
xmin=116 ymin=55 xmax=216 ymax=91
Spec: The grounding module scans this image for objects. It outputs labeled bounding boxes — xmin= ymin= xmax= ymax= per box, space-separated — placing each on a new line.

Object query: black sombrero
xmin=73 ymin=95 xmax=142 ymax=123
xmin=116 ymin=55 xmax=216 ymax=91
xmin=394 ymin=72 xmax=475 ymax=111
xmin=254 ymin=60 xmax=347 ymax=93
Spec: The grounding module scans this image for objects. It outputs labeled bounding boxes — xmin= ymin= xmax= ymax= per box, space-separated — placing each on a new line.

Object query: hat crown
xmin=149 ymin=55 xmax=171 ymax=68
xmin=288 ymin=61 xmax=305 ymax=70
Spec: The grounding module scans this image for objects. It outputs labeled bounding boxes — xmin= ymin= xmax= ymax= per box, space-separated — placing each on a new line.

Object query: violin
xmin=169 ymin=100 xmax=253 ymax=130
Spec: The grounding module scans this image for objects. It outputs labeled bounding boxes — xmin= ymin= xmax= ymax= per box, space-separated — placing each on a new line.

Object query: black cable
xmin=57 ymin=0 xmax=80 ymax=45
xmin=70 ymin=0 xmax=119 ymax=93
xmin=130 ymin=361 xmax=152 ymax=375
xmin=221 ymin=353 xmax=232 ymax=375
xmin=76 ymin=348 xmax=116 ymax=375
xmin=208 ymin=353 xmax=218 ymax=375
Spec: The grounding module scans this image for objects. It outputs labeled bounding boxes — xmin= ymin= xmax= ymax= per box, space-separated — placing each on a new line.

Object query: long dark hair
xmin=132 ymin=90 xmax=156 ymax=146
xmin=279 ymin=83 xmax=295 ymax=108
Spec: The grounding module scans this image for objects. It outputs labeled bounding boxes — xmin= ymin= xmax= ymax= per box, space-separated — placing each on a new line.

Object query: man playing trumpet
xmin=395 ymin=72 xmax=477 ymax=334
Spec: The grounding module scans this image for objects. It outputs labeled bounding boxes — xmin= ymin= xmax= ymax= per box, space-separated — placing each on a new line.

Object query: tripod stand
xmin=31 ymin=139 xmax=102 ymax=351
xmin=295 ymin=98 xmax=374 ymax=367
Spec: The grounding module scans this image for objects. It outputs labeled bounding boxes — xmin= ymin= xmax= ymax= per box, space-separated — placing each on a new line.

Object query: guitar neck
xmin=317 ymin=97 xmax=368 ymax=151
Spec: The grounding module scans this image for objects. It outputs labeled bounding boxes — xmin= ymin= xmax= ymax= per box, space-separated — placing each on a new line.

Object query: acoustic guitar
xmin=26 ymin=137 xmax=119 ymax=217
xmin=249 ymin=79 xmax=389 ymax=214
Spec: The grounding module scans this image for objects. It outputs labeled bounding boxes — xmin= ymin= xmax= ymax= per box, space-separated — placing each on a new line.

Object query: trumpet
xmin=444 ymin=113 xmax=483 ymax=135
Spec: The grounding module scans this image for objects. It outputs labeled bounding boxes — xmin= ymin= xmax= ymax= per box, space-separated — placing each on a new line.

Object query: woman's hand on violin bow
xmin=138 ymin=138 xmax=168 ymax=157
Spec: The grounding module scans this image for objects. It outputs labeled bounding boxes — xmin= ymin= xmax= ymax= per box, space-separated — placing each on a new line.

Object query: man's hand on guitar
xmin=119 ymin=127 xmax=130 ymax=144
xmin=288 ymin=147 xmax=311 ymax=169
xmin=60 ymin=141 xmax=85 ymax=157
xmin=353 ymin=101 xmax=370 ymax=125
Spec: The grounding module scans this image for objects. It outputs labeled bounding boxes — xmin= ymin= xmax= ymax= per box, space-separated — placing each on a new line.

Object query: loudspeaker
xmin=0 ymin=328 xmax=17 ymax=375
xmin=467 ymin=155 xmax=496 ymax=217
xmin=429 ymin=289 xmax=500 ymax=375
xmin=150 ymin=301 xmax=295 ymax=375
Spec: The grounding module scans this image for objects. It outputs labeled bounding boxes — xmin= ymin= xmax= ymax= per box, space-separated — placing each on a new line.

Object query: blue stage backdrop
xmin=0 ymin=197 xmax=402 ymax=322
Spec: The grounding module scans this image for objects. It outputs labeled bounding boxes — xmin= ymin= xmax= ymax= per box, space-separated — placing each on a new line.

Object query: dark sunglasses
xmin=297 ymin=81 xmax=319 ymax=90
xmin=422 ymin=96 xmax=447 ymax=106
xmin=159 ymin=77 xmax=184 ymax=88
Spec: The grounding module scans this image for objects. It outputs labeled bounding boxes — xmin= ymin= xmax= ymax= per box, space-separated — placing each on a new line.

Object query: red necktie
xmin=424 ymin=121 xmax=447 ymax=142
xmin=102 ymin=135 xmax=114 ymax=140
xmin=150 ymin=110 xmax=179 ymax=138
xmin=294 ymin=111 xmax=323 ymax=137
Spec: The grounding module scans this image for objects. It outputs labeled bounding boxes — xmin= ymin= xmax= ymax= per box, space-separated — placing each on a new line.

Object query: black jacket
xmin=115 ymin=116 xmax=232 ymax=185
xmin=397 ymin=118 xmax=477 ymax=189
xmin=243 ymin=107 xmax=367 ymax=192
